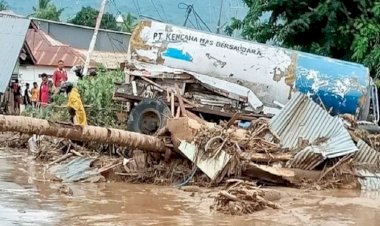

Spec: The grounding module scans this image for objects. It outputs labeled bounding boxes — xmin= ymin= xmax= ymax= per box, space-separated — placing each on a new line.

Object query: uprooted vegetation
xmin=212 ymin=180 xmax=280 ymax=215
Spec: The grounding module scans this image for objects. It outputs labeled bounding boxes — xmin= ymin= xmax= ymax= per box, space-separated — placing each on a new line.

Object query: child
xmin=31 ymin=82 xmax=39 ymax=107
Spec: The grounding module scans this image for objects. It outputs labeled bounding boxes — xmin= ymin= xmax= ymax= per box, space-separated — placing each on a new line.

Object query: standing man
xmin=52 ymin=60 xmax=68 ymax=94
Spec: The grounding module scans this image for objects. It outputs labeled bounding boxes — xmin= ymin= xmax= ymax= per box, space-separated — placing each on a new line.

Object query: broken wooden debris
xmin=212 ymin=180 xmax=280 ymax=215
xmin=178 ymin=141 xmax=231 ymax=180
xmin=243 ymin=163 xmax=295 ymax=185
xmin=175 ymin=83 xmax=188 ymax=117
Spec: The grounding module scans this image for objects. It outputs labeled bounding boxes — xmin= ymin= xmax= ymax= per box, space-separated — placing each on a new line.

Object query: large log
xmin=0 ymin=115 xmax=166 ymax=153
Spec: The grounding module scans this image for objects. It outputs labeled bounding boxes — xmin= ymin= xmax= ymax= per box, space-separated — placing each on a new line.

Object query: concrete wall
xmin=33 ymin=19 xmax=131 ymax=53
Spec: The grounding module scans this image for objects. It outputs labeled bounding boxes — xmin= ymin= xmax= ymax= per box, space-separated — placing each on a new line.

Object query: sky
xmin=5 ymin=0 xmax=248 ymax=32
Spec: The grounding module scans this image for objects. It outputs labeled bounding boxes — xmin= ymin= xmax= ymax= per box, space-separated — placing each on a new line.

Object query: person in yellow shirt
xmin=31 ymin=82 xmax=39 ymax=107
xmin=60 ymin=82 xmax=87 ymax=126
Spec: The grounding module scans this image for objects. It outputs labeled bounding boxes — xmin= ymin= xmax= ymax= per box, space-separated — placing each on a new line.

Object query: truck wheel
xmin=357 ymin=124 xmax=380 ymax=134
xmin=127 ymin=98 xmax=171 ymax=135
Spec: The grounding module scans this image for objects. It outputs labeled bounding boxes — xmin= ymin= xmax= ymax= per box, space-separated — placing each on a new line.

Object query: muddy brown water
xmin=0 ymin=148 xmax=379 ymax=226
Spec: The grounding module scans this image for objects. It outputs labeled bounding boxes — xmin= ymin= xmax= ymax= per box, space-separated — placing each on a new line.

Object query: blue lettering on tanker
xmin=295 ymin=52 xmax=369 ymax=116
xmin=163 ymin=48 xmax=193 ymax=62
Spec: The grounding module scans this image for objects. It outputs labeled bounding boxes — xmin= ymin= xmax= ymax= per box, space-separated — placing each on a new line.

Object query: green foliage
xmin=23 ymin=70 xmax=124 ymax=127
xmin=225 ymin=0 xmax=380 ymax=77
xmin=31 ymin=0 xmax=63 ymax=21
xmin=76 ymin=70 xmax=124 ymax=127
xmin=120 ymin=13 xmax=137 ymax=33
xmin=0 ymin=0 xmax=8 ymax=11
xmin=69 ymin=6 xmax=118 ymax=30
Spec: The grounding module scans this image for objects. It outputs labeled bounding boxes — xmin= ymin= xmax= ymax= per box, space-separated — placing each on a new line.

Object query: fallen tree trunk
xmin=0 ymin=115 xmax=166 ymax=153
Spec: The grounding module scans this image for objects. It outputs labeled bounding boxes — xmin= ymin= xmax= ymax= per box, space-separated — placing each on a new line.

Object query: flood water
xmin=1 ymin=148 xmax=380 ymax=226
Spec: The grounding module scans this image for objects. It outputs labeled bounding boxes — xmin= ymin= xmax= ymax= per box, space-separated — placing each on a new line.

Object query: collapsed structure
xmin=1 ymin=20 xmax=380 ymax=215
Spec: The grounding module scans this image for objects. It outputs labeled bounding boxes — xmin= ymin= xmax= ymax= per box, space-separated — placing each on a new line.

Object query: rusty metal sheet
xmin=270 ymin=92 xmax=358 ymax=160
xmin=25 ymin=29 xmax=96 ymax=67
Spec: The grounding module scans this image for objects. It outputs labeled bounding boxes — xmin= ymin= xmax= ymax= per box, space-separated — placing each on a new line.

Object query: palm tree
xmin=121 ymin=13 xmax=137 ymax=33
xmin=0 ymin=0 xmax=8 ymax=11
xmin=31 ymin=0 xmax=64 ymax=21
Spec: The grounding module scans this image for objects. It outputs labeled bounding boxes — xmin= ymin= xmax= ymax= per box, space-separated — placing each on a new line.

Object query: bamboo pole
xmin=0 ymin=115 xmax=166 ymax=153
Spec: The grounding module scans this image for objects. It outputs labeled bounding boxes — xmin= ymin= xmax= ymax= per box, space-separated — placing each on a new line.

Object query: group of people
xmin=11 ymin=60 xmax=87 ymax=126
xmin=15 ymin=60 xmax=67 ymax=108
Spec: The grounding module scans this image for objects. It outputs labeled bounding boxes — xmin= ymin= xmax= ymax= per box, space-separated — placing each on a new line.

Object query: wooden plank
xmin=226 ymin=112 xmax=241 ymax=129
xmin=175 ymin=106 xmax=181 ymax=118
xmin=170 ymin=92 xmax=175 ymax=117
xmin=140 ymin=76 xmax=165 ymax=91
xmin=174 ymin=83 xmax=187 ymax=117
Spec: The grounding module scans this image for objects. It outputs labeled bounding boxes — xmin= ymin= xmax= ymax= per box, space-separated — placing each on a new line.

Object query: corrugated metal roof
xmin=25 ymin=28 xmax=97 ymax=67
xmin=0 ymin=16 xmax=30 ymax=93
xmin=0 ymin=10 xmax=25 ymax=18
xmin=356 ymin=169 xmax=380 ymax=190
xmin=353 ymin=140 xmax=380 ymax=166
xmin=49 ymin=157 xmax=99 ymax=182
xmin=269 ymin=92 xmax=358 ymax=159
xmin=286 ymin=146 xmax=325 ymax=170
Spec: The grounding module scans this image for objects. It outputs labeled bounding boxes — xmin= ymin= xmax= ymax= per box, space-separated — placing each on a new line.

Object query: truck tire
xmin=357 ymin=124 xmax=380 ymax=134
xmin=127 ymin=98 xmax=171 ymax=135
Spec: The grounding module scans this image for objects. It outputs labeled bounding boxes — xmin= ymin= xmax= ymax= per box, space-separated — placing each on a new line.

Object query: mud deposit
xmin=0 ymin=148 xmax=379 ymax=226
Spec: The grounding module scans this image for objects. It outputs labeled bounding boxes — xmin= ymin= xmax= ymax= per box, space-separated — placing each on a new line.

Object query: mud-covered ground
xmin=0 ymin=147 xmax=379 ymax=226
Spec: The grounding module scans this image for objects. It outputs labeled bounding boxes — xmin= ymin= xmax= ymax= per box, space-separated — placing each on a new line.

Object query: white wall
xmin=18 ymin=65 xmax=78 ymax=93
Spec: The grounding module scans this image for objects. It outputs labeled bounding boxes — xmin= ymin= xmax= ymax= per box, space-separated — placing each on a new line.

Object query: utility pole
xmin=216 ymin=0 xmax=224 ymax=34
xmin=83 ymin=0 xmax=107 ymax=76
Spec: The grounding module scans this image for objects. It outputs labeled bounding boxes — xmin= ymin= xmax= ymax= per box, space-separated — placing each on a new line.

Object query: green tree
xmin=31 ymin=0 xmax=64 ymax=21
xmin=0 ymin=0 xmax=8 ymax=11
xmin=225 ymin=0 xmax=380 ymax=76
xmin=69 ymin=6 xmax=118 ymax=30
xmin=120 ymin=13 xmax=137 ymax=33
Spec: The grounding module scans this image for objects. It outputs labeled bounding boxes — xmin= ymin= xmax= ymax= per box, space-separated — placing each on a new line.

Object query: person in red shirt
xmin=39 ymin=73 xmax=50 ymax=107
xmin=52 ymin=60 xmax=68 ymax=93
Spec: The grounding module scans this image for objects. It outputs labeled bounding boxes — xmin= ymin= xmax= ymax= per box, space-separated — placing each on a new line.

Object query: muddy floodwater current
xmin=0 ymin=148 xmax=380 ymax=226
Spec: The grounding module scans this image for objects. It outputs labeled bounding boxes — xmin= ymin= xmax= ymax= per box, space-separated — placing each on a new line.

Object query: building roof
xmin=75 ymin=49 xmax=127 ymax=69
xmin=32 ymin=17 xmax=131 ymax=35
xmin=25 ymin=28 xmax=92 ymax=67
xmin=0 ymin=16 xmax=30 ymax=93
xmin=0 ymin=10 xmax=26 ymax=19
xmin=24 ymin=28 xmax=127 ymax=69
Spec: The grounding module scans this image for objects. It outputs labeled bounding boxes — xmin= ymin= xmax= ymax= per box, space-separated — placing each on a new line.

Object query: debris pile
xmin=2 ymin=92 xmax=380 ymax=215
xmin=212 ymin=180 xmax=279 ymax=215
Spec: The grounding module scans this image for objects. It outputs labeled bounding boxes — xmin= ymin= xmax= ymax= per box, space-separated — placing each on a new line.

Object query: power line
xmin=178 ymin=3 xmax=211 ymax=32
xmin=131 ymin=0 xmax=141 ymax=16
xmin=157 ymin=0 xmax=169 ymax=22
xmin=150 ymin=0 xmax=163 ymax=21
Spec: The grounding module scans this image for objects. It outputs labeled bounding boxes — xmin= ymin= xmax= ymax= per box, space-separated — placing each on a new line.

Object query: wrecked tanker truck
xmin=114 ymin=20 xmax=380 ymax=135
